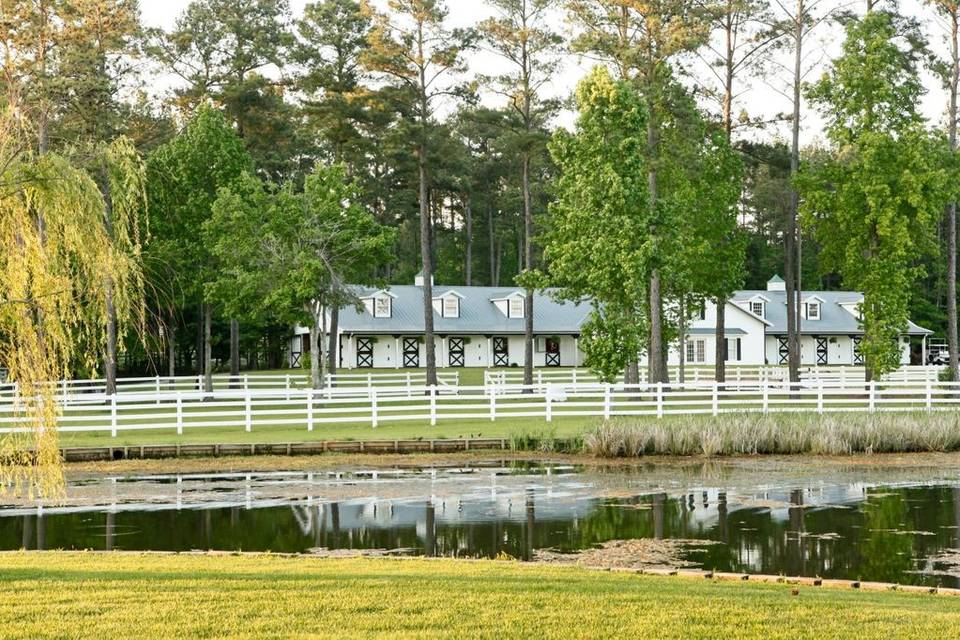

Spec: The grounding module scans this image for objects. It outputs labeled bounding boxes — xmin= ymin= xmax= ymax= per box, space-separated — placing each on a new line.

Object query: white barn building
xmin=289 ymin=275 xmax=932 ymax=369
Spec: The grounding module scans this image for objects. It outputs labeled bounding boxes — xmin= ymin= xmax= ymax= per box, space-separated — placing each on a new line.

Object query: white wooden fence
xmin=2 ymin=379 xmax=959 ymax=438
xmin=484 ymin=366 xmax=945 ymax=388
xmin=0 ymin=371 xmax=460 ymax=403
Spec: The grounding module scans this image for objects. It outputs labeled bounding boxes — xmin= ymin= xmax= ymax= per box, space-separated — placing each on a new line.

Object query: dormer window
xmin=509 ymin=296 xmax=524 ymax=318
xmin=443 ymin=296 xmax=459 ymax=318
xmin=750 ymin=301 xmax=765 ymax=318
xmin=806 ymin=302 xmax=820 ymax=320
xmin=374 ymin=296 xmax=392 ymax=318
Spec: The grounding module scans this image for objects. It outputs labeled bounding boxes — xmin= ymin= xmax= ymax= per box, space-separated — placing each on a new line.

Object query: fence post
xmin=155 ymin=376 xmax=161 ymax=404
xmin=407 ymin=372 xmax=412 ymax=398
xmin=926 ymin=380 xmax=932 ymax=411
xmin=490 ymin=388 xmax=496 ymax=422
xmin=868 ymin=381 xmax=876 ymax=412
xmin=603 ymin=384 xmax=612 ymax=420
xmin=430 ymin=385 xmax=437 ymax=426
xmin=176 ymin=393 xmax=183 ymax=435
xmin=545 ymin=389 xmax=552 ymax=422
xmin=712 ymin=382 xmax=719 ymax=417
xmin=307 ymin=388 xmax=314 ymax=432
xmin=762 ymin=382 xmax=769 ymax=414
xmin=817 ymin=381 xmax=824 ymax=414
xmin=572 ymin=368 xmax=577 ymax=385
xmin=285 ymin=374 xmax=291 ymax=401
xmin=110 ymin=394 xmax=118 ymax=438
xmin=245 ymin=390 xmax=252 ymax=433
xmin=244 ymin=375 xmax=249 ymax=392
xmin=656 ymin=381 xmax=663 ymax=419
xmin=371 ymin=388 xmax=378 ymax=428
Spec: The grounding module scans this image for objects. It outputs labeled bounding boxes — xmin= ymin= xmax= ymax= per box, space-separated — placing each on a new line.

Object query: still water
xmin=3 ymin=460 xmax=960 ymax=587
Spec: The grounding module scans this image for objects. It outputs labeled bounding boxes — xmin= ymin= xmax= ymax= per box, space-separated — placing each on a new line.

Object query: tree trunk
xmin=645 ymin=86 xmax=667 ymax=384
xmin=99 ymin=169 xmax=117 ymax=395
xmin=230 ymin=318 xmax=239 ymax=375
xmin=522 ymin=154 xmax=534 ymax=388
xmin=229 ymin=317 xmax=239 ymax=389
xmin=105 ymin=279 xmax=117 ymax=394
xmin=308 ymin=301 xmax=326 ymax=390
xmin=678 ymin=297 xmax=686 ymax=384
xmin=328 ymin=302 xmax=340 ymax=380
xmin=714 ymin=298 xmax=725 ymax=383
xmin=203 ymin=304 xmax=213 ymax=394
xmin=167 ymin=320 xmax=176 ymax=378
xmin=487 ymin=202 xmax=496 ymax=286
xmin=948 ymin=7 xmax=960 ymax=381
xmin=786 ymin=0 xmax=804 ymax=385
xmin=419 ymin=142 xmax=438 ymax=386
xmin=464 ymin=196 xmax=473 ymax=286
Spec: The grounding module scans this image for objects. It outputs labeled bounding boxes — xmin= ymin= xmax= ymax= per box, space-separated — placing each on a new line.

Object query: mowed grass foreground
xmin=2 ymin=553 xmax=959 ymax=639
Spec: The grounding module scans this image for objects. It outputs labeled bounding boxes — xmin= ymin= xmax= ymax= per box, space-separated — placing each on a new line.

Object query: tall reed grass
xmin=582 ymin=412 xmax=960 ymax=457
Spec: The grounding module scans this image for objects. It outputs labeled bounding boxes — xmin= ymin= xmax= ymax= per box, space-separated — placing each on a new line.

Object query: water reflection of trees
xmin=4 ymin=484 xmax=960 ymax=586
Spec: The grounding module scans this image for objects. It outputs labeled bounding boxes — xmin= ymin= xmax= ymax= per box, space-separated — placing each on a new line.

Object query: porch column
xmin=441 ymin=337 xmax=447 ymax=369
xmin=574 ymin=336 xmax=580 ymax=367
xmin=395 ymin=337 xmax=400 ymax=369
xmin=347 ymin=335 xmax=354 ymax=370
xmin=922 ymin=335 xmax=928 ymax=365
xmin=487 ymin=337 xmax=493 ymax=368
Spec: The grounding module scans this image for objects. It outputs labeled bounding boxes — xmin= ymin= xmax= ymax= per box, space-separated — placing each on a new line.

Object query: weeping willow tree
xmin=0 ymin=111 xmax=146 ymax=499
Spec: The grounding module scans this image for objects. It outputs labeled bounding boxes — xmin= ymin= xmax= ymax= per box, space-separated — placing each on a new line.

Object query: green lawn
xmin=56 ymin=415 xmax=591 ymax=447
xmin=0 ymin=553 xmax=957 ymax=639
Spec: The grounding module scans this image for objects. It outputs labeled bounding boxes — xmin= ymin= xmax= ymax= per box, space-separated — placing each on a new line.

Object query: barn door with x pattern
xmin=545 ymin=338 xmax=560 ymax=367
xmin=778 ymin=336 xmax=789 ymax=365
xmin=493 ymin=337 xmax=509 ymax=366
xmin=448 ymin=338 xmax=465 ymax=367
xmin=816 ymin=337 xmax=828 ymax=365
xmin=853 ymin=337 xmax=864 ymax=365
xmin=402 ymin=338 xmax=420 ymax=368
xmin=356 ymin=337 xmax=374 ymax=368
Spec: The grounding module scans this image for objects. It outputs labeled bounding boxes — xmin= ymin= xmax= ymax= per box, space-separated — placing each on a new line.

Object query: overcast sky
xmin=140 ymin=0 xmax=949 ymax=145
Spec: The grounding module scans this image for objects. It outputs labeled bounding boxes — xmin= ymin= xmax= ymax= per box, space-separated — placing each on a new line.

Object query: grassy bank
xmin=584 ymin=412 xmax=960 ymax=457
xmin=1 ymin=553 xmax=958 ymax=639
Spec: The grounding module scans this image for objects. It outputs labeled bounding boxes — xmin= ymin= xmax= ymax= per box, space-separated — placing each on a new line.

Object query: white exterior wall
xmin=763 ymin=335 xmax=913 ymax=366
xmin=663 ymin=300 xmax=767 ymax=366
xmin=311 ymin=334 xmax=584 ymax=369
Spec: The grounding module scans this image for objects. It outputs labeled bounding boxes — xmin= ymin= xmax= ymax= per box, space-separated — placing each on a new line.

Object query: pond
xmin=3 ymin=459 xmax=960 ymax=587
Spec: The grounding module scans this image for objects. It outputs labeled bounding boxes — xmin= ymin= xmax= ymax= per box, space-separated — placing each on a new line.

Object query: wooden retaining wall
xmin=60 ymin=437 xmax=514 ymax=462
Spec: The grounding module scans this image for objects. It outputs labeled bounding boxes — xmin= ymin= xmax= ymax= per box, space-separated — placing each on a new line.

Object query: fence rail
xmin=483 ymin=366 xmax=945 ymax=388
xmin=0 ymin=371 xmax=460 ymax=403
xmin=2 ymin=379 xmax=959 ymax=438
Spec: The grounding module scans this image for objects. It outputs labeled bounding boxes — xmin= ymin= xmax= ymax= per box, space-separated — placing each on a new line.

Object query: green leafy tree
xmin=146 ymin=104 xmax=252 ymax=391
xmin=546 ymin=67 xmax=651 ymax=382
xmin=567 ymin=0 xmax=714 ymax=384
xmin=206 ymin=165 xmax=394 ymax=389
xmin=927 ymin=0 xmax=960 ymax=379
xmin=800 ymin=9 xmax=951 ymax=379
xmin=361 ymin=0 xmax=474 ymax=386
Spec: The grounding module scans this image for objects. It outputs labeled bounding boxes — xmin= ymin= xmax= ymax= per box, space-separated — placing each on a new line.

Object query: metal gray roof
xmin=342 ymin=285 xmax=592 ymax=335
xmin=731 ymin=290 xmax=932 ymax=336
xmin=338 ymin=284 xmax=932 ymax=337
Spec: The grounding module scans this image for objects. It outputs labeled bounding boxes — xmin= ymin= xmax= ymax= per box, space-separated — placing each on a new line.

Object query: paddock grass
xmin=1 ymin=553 xmax=958 ymax=639
xmin=54 ymin=415 xmax=591 ymax=447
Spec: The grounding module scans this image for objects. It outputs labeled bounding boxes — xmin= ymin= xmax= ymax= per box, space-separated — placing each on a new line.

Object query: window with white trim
xmin=806 ymin=302 xmax=820 ymax=320
xmin=750 ymin=301 xmax=764 ymax=318
xmin=509 ymin=297 xmax=524 ymax=318
xmin=443 ymin=296 xmax=459 ymax=318
xmin=374 ymin=296 xmax=391 ymax=318
xmin=686 ymin=339 xmax=706 ymax=363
